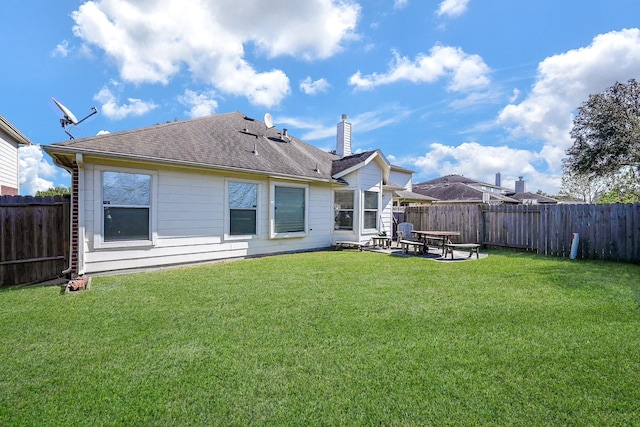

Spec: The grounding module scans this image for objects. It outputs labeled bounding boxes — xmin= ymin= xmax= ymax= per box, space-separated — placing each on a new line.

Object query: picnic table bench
xmin=444 ymin=243 xmax=481 ymax=259
xmin=413 ymin=231 xmax=460 ymax=256
xmin=399 ymin=239 xmax=425 ymax=255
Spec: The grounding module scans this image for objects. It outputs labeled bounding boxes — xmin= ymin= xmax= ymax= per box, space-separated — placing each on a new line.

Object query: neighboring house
xmin=413 ymin=174 xmax=558 ymax=205
xmin=43 ymin=112 xmax=419 ymax=276
xmin=505 ymin=191 xmax=558 ymax=205
xmin=413 ymin=175 xmax=520 ymax=205
xmin=0 ymin=115 xmax=32 ymax=195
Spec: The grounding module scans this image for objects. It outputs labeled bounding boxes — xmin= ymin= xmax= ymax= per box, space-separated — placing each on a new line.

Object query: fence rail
xmin=0 ymin=195 xmax=70 ymax=286
xmin=404 ymin=203 xmax=640 ymax=263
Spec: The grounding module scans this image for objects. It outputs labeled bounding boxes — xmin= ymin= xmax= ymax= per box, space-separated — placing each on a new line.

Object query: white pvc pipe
xmin=570 ymin=233 xmax=580 ymax=259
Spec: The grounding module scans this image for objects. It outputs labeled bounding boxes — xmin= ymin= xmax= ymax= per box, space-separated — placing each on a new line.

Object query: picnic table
xmin=412 ymin=230 xmax=461 ymax=256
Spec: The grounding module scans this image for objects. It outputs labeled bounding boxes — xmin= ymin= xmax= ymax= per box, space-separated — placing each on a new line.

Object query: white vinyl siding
xmin=80 ymin=163 xmax=333 ymax=274
xmin=0 ymin=138 xmax=19 ymax=192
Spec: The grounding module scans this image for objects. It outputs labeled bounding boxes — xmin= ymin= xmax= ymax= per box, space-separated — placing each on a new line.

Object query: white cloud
xmin=279 ymin=105 xmax=412 ymax=144
xmin=394 ymin=0 xmax=409 ymax=10
xmin=178 ymin=89 xmax=219 ymax=118
xmin=349 ymin=45 xmax=490 ymax=92
xmin=71 ymin=0 xmax=360 ymax=108
xmin=19 ymin=145 xmax=58 ymax=195
xmin=508 ymin=88 xmax=520 ymax=103
xmin=52 ymin=40 xmax=70 ymax=57
xmin=498 ymin=28 xmax=640 ymax=173
xmin=407 ymin=141 xmax=558 ymax=192
xmin=436 ymin=0 xmax=470 ymax=17
xmin=299 ymin=77 xmax=330 ymax=95
xmin=94 ymin=85 xmax=157 ymax=120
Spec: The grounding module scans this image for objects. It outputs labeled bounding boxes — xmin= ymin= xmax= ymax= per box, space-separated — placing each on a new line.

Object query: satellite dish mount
xmin=52 ymin=97 xmax=98 ymax=139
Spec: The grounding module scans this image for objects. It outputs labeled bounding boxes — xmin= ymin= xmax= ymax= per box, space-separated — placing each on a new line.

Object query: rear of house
xmin=44 ymin=112 xmax=410 ymax=276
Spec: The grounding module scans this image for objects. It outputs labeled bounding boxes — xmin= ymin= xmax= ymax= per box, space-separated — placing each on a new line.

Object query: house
xmin=0 ymin=115 xmax=32 ymax=195
xmin=413 ymin=174 xmax=558 ymax=205
xmin=413 ymin=175 xmax=520 ymax=205
xmin=505 ymin=191 xmax=559 ymax=205
xmin=43 ymin=112 xmax=421 ymax=276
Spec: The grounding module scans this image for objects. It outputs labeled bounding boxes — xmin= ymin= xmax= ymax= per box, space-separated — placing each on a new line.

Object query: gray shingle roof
xmin=331 ymin=150 xmax=378 ymax=176
xmin=506 ymin=192 xmax=558 ymax=204
xmin=44 ymin=112 xmax=340 ymax=182
xmin=416 ymin=174 xmax=508 ymax=191
xmin=413 ymin=182 xmax=520 ymax=203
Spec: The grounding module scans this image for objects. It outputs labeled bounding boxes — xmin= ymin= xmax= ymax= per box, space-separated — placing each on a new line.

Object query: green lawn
xmin=1 ymin=250 xmax=639 ymax=426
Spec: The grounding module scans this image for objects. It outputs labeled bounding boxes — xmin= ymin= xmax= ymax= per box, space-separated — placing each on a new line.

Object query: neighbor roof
xmin=413 ymin=182 xmax=519 ymax=204
xmin=417 ymin=174 xmax=509 ymax=191
xmin=506 ymin=192 xmax=558 ymax=204
xmin=44 ymin=112 xmax=340 ymax=183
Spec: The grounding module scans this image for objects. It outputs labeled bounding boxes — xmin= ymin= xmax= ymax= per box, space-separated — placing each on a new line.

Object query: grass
xmin=0 ymin=250 xmax=639 ymax=426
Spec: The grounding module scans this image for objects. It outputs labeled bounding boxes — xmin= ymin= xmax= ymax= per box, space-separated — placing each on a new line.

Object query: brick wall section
xmin=1 ymin=185 xmax=18 ymax=196
xmin=70 ymin=162 xmax=79 ymax=276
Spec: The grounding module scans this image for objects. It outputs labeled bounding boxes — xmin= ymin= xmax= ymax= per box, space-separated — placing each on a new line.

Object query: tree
xmin=558 ymin=168 xmax=606 ymax=203
xmin=36 ymin=186 xmax=70 ymax=196
xmin=565 ymin=79 xmax=640 ymax=176
xmin=597 ymin=168 xmax=640 ymax=204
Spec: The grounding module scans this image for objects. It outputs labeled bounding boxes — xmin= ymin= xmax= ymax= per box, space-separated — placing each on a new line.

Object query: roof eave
xmin=43 ymin=145 xmax=338 ymax=184
xmin=0 ymin=115 xmax=33 ymax=146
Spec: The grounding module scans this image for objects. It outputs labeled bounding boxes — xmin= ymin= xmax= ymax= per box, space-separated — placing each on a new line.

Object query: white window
xmin=334 ymin=190 xmax=354 ymax=230
xmin=94 ymin=167 xmax=157 ymax=249
xmin=274 ymin=186 xmax=305 ymax=233
xmin=363 ymin=191 xmax=379 ymax=230
xmin=228 ymin=181 xmax=258 ymax=236
xmin=270 ymin=182 xmax=308 ymax=237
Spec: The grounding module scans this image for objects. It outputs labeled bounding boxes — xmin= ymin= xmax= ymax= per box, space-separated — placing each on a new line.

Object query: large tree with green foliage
xmin=565 ymin=79 xmax=640 ymax=176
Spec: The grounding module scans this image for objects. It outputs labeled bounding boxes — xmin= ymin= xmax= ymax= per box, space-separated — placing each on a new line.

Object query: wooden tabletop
xmin=413 ymin=230 xmax=460 ymax=236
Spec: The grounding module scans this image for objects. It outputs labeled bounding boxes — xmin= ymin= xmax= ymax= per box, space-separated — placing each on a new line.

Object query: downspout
xmin=59 ymin=159 xmax=74 ymax=276
xmin=75 ymin=153 xmax=85 ymax=276
xmin=59 ymin=153 xmax=84 ymax=276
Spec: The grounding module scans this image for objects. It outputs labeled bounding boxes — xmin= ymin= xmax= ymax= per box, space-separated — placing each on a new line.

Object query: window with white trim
xmin=228 ymin=181 xmax=258 ymax=235
xmin=274 ymin=185 xmax=305 ymax=233
xmin=363 ymin=191 xmax=378 ymax=230
xmin=102 ymin=171 xmax=151 ymax=242
xmin=334 ymin=190 xmax=354 ymax=230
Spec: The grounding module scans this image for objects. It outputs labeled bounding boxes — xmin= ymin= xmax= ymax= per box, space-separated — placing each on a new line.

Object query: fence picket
xmin=0 ymin=195 xmax=70 ymax=286
xmin=406 ymin=203 xmax=639 ymax=262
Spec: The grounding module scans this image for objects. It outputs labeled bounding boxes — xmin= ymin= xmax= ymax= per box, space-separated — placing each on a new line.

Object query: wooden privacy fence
xmin=405 ymin=203 xmax=640 ymax=263
xmin=0 ymin=195 xmax=70 ymax=286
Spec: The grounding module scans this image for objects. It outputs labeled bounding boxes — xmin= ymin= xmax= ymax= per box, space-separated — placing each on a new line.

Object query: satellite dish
xmin=52 ymin=97 xmax=79 ymax=125
xmin=264 ymin=113 xmax=274 ymax=129
xmin=52 ymin=97 xmax=98 ymax=139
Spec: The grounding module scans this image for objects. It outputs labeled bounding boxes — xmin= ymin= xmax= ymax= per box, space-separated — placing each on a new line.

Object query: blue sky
xmin=4 ymin=0 xmax=640 ymax=195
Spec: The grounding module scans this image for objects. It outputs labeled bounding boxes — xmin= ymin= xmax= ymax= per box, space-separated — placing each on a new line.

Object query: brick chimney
xmin=336 ymin=114 xmax=351 ymax=157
